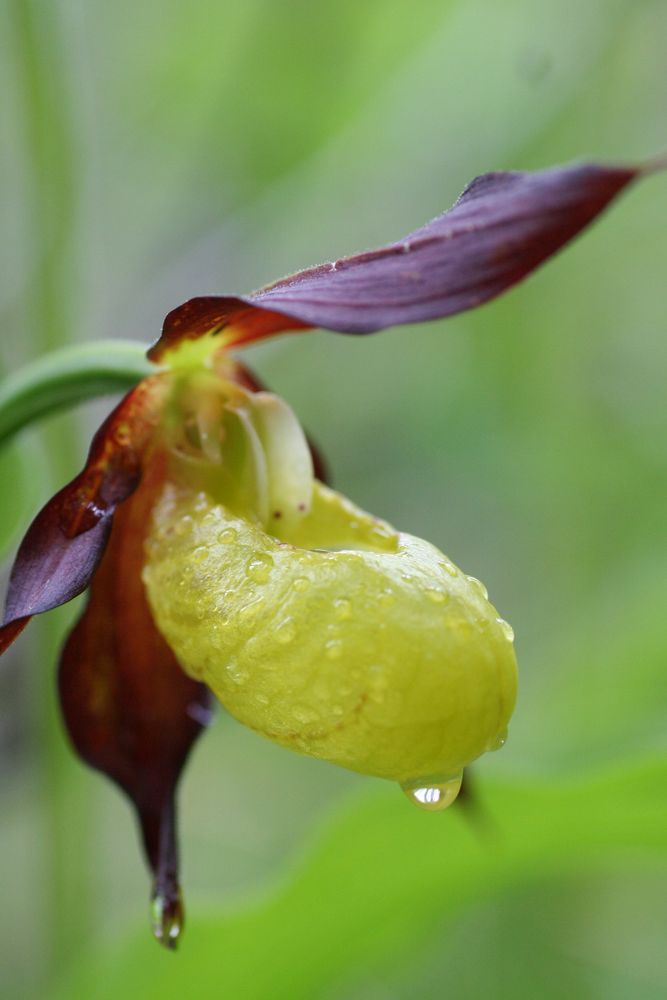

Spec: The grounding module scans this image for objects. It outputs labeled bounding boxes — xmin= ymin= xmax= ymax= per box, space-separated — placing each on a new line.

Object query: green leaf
xmin=55 ymin=757 xmax=667 ymax=1000
xmin=0 ymin=341 xmax=153 ymax=448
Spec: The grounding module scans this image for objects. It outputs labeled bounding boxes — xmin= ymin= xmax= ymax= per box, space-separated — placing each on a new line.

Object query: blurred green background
xmin=1 ymin=0 xmax=667 ymax=997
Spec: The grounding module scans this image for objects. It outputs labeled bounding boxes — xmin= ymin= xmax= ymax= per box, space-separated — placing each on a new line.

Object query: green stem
xmin=0 ymin=340 xmax=155 ymax=449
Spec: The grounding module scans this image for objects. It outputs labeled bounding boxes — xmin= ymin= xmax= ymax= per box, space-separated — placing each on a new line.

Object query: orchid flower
xmin=0 ymin=160 xmax=650 ymax=948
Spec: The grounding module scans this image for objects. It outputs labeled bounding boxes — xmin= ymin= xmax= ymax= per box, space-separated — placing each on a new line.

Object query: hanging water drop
xmin=150 ymin=890 xmax=183 ymax=950
xmin=489 ymin=727 xmax=508 ymax=751
xmin=466 ymin=575 xmax=488 ymax=600
xmin=401 ymin=773 xmax=463 ymax=812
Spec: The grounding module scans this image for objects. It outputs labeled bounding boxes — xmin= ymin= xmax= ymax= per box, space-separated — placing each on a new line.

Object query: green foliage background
xmin=1 ymin=0 xmax=666 ymax=996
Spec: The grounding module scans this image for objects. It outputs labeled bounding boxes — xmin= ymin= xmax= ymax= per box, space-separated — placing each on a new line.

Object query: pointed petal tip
xmin=0 ymin=616 xmax=30 ymax=655
xmin=147 ymin=158 xmax=650 ymax=357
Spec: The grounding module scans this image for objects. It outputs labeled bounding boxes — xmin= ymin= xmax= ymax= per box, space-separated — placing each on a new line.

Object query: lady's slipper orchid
xmin=0 ymin=160 xmax=645 ymax=947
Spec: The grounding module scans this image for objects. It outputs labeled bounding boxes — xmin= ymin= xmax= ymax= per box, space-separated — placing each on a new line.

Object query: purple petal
xmin=149 ymin=161 xmax=638 ymax=360
xmin=58 ymin=454 xmax=211 ymax=949
xmin=249 ymin=163 xmax=637 ymax=331
xmin=0 ymin=376 xmax=166 ymax=651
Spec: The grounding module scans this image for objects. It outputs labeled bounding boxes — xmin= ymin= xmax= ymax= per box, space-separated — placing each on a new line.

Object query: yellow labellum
xmin=143 ymin=480 xmax=517 ymax=792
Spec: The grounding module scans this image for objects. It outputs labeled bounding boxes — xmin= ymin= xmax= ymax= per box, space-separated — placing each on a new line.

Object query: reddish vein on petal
xmin=58 ymin=453 xmax=211 ymax=949
xmin=0 ymin=375 xmax=167 ymax=654
xmin=148 ymin=161 xmax=638 ymax=361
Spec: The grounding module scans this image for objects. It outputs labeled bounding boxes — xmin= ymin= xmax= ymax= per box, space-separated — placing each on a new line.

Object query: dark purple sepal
xmin=58 ymin=454 xmax=211 ymax=949
xmin=246 ymin=163 xmax=638 ymax=332
xmin=0 ymin=376 xmax=166 ymax=653
xmin=147 ymin=161 xmax=638 ymax=360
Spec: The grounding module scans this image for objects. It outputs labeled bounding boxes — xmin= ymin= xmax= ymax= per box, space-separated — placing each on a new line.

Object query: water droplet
xmin=293 ymin=705 xmax=320 ymax=724
xmin=293 ymin=576 xmax=310 ymax=592
xmin=426 ymin=588 xmax=446 ymax=604
xmin=217 ymin=527 xmax=237 ymax=544
xmin=275 ymin=618 xmax=296 ymax=644
xmin=325 ymin=639 xmax=343 ymax=660
xmin=194 ymin=492 xmax=209 ymax=512
xmin=225 ymin=661 xmax=248 ymax=685
xmin=401 ymin=774 xmax=463 ymax=812
xmin=192 ymin=545 xmax=208 ymax=563
xmin=496 ymin=617 xmax=515 ymax=642
xmin=489 ymin=727 xmax=508 ymax=751
xmin=333 ymin=598 xmax=352 ymax=620
xmin=371 ymin=522 xmax=395 ymax=542
xmin=246 ymin=553 xmax=273 ymax=583
xmin=175 ymin=515 xmax=194 ymax=537
xmin=239 ymin=596 xmax=264 ymax=617
xmin=440 ymin=560 xmax=457 ymax=577
xmin=379 ymin=590 xmax=395 ymax=608
xmin=151 ymin=891 xmax=183 ymax=950
xmin=466 ymin=575 xmax=488 ymax=600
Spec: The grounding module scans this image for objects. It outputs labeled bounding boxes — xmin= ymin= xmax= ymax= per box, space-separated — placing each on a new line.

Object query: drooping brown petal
xmin=0 ymin=375 xmax=167 ymax=654
xmin=58 ymin=453 xmax=211 ymax=949
xmin=148 ymin=161 xmax=639 ymax=361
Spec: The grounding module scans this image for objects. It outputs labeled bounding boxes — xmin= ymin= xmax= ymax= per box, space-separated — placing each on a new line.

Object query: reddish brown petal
xmin=0 ymin=376 xmax=167 ymax=653
xmin=58 ymin=454 xmax=211 ymax=949
xmin=148 ymin=161 xmax=639 ymax=361
xmin=148 ymin=297 xmax=310 ymax=364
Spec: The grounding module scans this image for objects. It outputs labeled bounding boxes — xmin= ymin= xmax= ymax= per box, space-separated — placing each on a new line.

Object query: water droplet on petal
xmin=293 ymin=704 xmax=320 ymax=724
xmin=217 ymin=527 xmax=237 ymax=544
xmin=293 ymin=576 xmax=310 ymax=592
xmin=192 ymin=545 xmax=208 ymax=563
xmin=325 ymin=639 xmax=343 ymax=660
xmin=225 ymin=660 xmax=248 ymax=685
xmin=175 ymin=515 xmax=194 ymax=537
xmin=426 ymin=588 xmax=446 ymax=604
xmin=466 ymin=575 xmax=488 ymax=600
xmin=275 ymin=618 xmax=296 ymax=644
xmin=246 ymin=553 xmax=273 ymax=583
xmin=496 ymin=617 xmax=515 ymax=642
xmin=333 ymin=598 xmax=352 ymax=620
xmin=440 ymin=560 xmax=457 ymax=577
xmin=401 ymin=773 xmax=463 ymax=812
xmin=489 ymin=727 xmax=508 ymax=751
xmin=379 ymin=590 xmax=395 ymax=608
